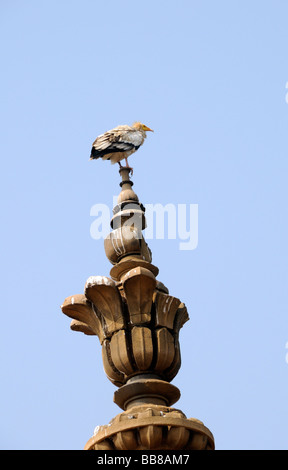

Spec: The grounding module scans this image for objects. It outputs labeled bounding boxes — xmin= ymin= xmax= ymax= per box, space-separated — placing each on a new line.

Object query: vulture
xmin=90 ymin=122 xmax=153 ymax=173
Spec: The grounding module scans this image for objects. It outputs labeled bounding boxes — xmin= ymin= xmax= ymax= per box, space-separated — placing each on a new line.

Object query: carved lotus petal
xmin=131 ymin=326 xmax=153 ymax=371
xmin=84 ymin=276 xmax=124 ymax=337
xmin=166 ymin=426 xmax=190 ymax=449
xmin=61 ymin=294 xmax=104 ymax=342
xmin=154 ymin=291 xmax=181 ymax=329
xmin=164 ymin=340 xmax=181 ymax=382
xmin=139 ymin=425 xmax=163 ymax=449
xmin=122 ymin=267 xmax=156 ymax=324
xmin=154 ymin=328 xmax=175 ymax=372
xmin=113 ymin=429 xmax=138 ymax=450
xmin=188 ymin=431 xmax=208 ymax=450
xmin=102 ymin=339 xmax=125 ymax=386
xmin=174 ymin=302 xmax=189 ymax=331
xmin=110 ymin=330 xmax=134 ymax=376
xmin=93 ymin=440 xmax=114 ymax=450
xmin=70 ymin=319 xmax=95 ymax=336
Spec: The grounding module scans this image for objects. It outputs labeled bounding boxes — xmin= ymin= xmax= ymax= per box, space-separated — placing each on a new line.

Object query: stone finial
xmin=61 ymin=167 xmax=215 ymax=450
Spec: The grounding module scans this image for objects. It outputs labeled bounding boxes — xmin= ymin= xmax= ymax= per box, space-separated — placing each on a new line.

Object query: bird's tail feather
xmin=90 ymin=146 xmax=104 ymax=160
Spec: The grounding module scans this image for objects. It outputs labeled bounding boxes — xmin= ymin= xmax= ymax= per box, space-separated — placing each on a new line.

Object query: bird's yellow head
xmin=133 ymin=122 xmax=154 ymax=132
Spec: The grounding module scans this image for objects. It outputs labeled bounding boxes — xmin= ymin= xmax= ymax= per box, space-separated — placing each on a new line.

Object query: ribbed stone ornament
xmin=61 ymin=167 xmax=215 ymax=450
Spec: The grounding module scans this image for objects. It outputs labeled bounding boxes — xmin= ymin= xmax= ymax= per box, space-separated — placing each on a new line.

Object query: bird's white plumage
xmin=90 ymin=122 xmax=153 ymax=170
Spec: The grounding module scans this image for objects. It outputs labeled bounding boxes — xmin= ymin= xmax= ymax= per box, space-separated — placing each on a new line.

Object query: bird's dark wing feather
xmin=90 ymin=141 xmax=139 ymax=160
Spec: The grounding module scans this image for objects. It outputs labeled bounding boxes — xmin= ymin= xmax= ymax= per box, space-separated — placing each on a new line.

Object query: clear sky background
xmin=1 ymin=1 xmax=287 ymax=450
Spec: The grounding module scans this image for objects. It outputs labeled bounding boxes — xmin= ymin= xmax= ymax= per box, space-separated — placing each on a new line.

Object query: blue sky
xmin=1 ymin=1 xmax=288 ymax=450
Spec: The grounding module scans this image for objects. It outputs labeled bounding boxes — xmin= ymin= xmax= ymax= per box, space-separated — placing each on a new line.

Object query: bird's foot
xmin=119 ymin=163 xmax=133 ymax=176
xmin=124 ymin=158 xmax=133 ymax=176
xmin=126 ymin=166 xmax=133 ymax=176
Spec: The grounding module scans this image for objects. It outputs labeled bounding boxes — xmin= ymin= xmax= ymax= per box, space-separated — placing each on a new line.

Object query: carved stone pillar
xmin=61 ymin=168 xmax=215 ymax=450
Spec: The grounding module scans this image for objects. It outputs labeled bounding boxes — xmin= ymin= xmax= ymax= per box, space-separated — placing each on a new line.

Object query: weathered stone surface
xmin=110 ymin=330 xmax=134 ymax=376
xmin=122 ymin=267 xmax=156 ymax=324
xmin=154 ymin=291 xmax=181 ymax=329
xmin=84 ymin=404 xmax=215 ymax=451
xmin=61 ymin=294 xmax=104 ymax=342
xmin=131 ymin=326 xmax=154 ymax=371
xmin=84 ymin=276 xmax=124 ymax=337
xmin=61 ymin=167 xmax=215 ymax=451
xmin=154 ymin=328 xmax=175 ymax=372
xmin=104 ymin=226 xmax=149 ymax=265
xmin=101 ymin=339 xmax=124 ymax=386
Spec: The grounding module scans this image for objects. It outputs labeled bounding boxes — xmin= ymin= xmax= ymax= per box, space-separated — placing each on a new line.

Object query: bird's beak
xmin=143 ymin=126 xmax=154 ymax=132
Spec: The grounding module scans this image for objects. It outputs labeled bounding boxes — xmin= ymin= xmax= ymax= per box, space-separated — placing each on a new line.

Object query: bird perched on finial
xmin=90 ymin=122 xmax=153 ymax=174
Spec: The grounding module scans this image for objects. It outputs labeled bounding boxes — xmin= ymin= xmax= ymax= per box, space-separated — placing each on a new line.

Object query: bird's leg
xmin=124 ymin=157 xmax=133 ymax=176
